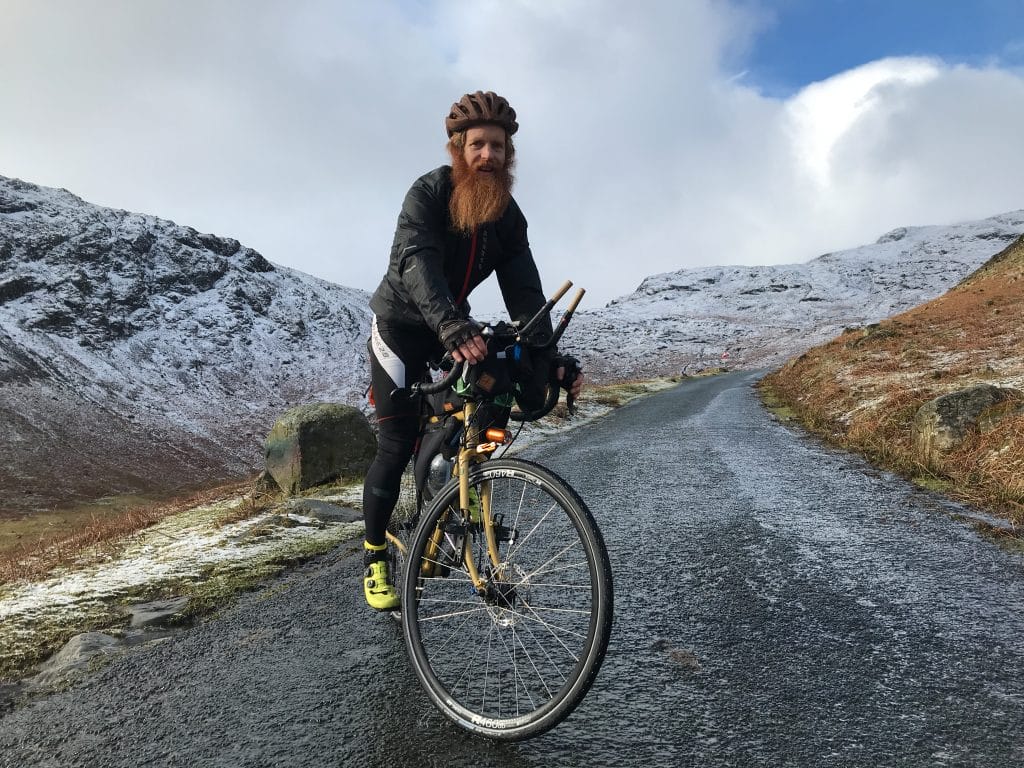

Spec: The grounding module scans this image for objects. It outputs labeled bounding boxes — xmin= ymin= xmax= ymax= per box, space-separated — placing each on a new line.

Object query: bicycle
xmin=384 ymin=281 xmax=613 ymax=741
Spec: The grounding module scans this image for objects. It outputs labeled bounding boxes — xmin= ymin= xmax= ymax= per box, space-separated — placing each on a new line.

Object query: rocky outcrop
xmin=264 ymin=404 xmax=376 ymax=494
xmin=913 ymin=384 xmax=1024 ymax=464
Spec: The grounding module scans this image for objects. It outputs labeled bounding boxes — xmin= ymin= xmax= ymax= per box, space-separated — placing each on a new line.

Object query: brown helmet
xmin=445 ymin=91 xmax=518 ymax=137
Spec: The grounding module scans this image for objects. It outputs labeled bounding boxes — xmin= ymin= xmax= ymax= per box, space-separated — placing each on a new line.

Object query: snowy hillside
xmin=0 ymin=175 xmax=371 ymax=514
xmin=569 ymin=212 xmax=1024 ymax=381
xmin=3 ymin=172 xmax=1022 ymax=514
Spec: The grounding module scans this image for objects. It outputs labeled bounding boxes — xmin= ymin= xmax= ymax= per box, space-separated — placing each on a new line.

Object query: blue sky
xmin=746 ymin=0 xmax=1024 ymax=93
xmin=2 ymin=1 xmax=1024 ymax=312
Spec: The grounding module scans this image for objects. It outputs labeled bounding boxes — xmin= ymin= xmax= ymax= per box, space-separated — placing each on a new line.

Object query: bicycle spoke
xmin=511 ymin=611 xmax=571 ymax=693
xmin=510 ymin=542 xmax=587 ymax=584
xmin=417 ymin=602 xmax=490 ymax=620
xmin=493 ymin=619 xmax=542 ymax=713
xmin=505 ymin=499 xmax=562 ymax=561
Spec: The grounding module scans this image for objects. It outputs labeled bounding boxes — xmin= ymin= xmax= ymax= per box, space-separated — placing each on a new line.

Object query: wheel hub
xmin=484 ymin=564 xmax=530 ymax=627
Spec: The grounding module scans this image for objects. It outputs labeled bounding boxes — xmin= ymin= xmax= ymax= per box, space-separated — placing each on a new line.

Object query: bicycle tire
xmin=385 ymin=519 xmax=413 ymax=624
xmin=401 ymin=457 xmax=613 ymax=740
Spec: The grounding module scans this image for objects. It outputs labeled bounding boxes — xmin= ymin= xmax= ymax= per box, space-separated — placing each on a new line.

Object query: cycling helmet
xmin=445 ymin=91 xmax=518 ymax=137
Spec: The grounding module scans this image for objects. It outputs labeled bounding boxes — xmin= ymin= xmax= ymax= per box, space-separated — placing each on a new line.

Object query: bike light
xmin=485 ymin=428 xmax=511 ymax=443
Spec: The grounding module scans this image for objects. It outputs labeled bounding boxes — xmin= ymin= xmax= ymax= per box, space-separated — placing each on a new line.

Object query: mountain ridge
xmin=571 ymin=211 xmax=1024 ymax=381
xmin=3 ymin=172 xmax=1022 ymax=515
xmin=1 ymin=175 xmax=371 ymax=515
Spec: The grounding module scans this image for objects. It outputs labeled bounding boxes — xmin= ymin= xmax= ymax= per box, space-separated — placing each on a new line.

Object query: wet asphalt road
xmin=3 ymin=371 xmax=1024 ymax=767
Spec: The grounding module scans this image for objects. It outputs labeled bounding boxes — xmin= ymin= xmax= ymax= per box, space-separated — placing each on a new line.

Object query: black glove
xmin=553 ymin=354 xmax=581 ymax=387
xmin=438 ymin=318 xmax=483 ymax=353
xmin=554 ymin=354 xmax=582 ymax=414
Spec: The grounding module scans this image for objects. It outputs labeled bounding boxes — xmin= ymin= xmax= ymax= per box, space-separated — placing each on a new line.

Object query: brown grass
xmin=0 ymin=481 xmax=258 ymax=584
xmin=761 ymin=235 xmax=1024 ymax=525
xmin=0 ymin=379 xmax=677 ymax=585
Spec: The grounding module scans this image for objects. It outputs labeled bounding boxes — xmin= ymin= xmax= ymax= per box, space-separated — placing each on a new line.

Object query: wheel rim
xmin=404 ymin=463 xmax=608 ymax=734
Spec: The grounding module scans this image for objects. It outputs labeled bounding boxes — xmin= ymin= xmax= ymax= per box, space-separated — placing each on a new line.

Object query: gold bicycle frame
xmin=385 ymin=281 xmax=585 ymax=592
xmin=385 ymin=399 xmax=503 ymax=593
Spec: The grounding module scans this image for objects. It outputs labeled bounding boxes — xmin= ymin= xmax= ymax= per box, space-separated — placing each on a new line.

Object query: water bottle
xmin=427 ymin=453 xmax=454 ymax=496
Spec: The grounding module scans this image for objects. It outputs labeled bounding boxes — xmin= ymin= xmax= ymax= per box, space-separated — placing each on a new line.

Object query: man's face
xmin=448 ymin=123 xmax=514 ymax=233
xmin=463 ymin=125 xmax=507 ymax=173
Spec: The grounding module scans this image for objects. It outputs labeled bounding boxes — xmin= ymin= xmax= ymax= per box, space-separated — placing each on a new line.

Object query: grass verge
xmin=0 ymin=375 xmax=681 ymax=684
xmin=0 ymin=490 xmax=362 ymax=682
xmin=0 ymin=483 xmax=261 ymax=585
xmin=757 ymin=375 xmax=1024 ymax=528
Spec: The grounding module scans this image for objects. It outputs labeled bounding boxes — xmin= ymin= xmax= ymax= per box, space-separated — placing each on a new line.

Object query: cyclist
xmin=361 ymin=90 xmax=584 ymax=610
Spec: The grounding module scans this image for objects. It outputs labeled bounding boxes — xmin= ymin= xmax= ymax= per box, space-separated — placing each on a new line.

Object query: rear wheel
xmin=385 ymin=471 xmax=454 ymax=621
xmin=401 ymin=458 xmax=613 ymax=740
xmin=385 ymin=518 xmax=413 ymax=623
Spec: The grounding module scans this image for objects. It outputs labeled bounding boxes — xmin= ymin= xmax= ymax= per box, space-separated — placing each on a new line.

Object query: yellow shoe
xmin=363 ymin=544 xmax=399 ymax=611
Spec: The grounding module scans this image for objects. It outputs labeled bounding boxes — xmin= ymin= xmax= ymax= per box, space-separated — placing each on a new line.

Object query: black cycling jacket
xmin=369 ymin=166 xmax=551 ymax=338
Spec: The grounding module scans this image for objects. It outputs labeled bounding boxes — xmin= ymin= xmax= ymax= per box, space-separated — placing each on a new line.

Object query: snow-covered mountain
xmin=0 ymin=176 xmax=371 ymax=514
xmin=569 ymin=212 xmax=1024 ymax=380
xmin=3 ymin=172 xmax=1022 ymax=513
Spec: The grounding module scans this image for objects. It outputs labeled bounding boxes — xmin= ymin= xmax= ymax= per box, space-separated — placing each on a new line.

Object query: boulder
xmin=913 ymin=384 xmax=1024 ymax=464
xmin=32 ymin=632 xmax=122 ymax=687
xmin=126 ymin=596 xmax=190 ymax=629
xmin=264 ymin=403 xmax=376 ymax=494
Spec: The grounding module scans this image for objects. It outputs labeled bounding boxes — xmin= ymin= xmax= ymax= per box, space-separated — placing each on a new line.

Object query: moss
xmin=0 ymin=507 xmax=360 ymax=683
xmin=756 ymin=383 xmax=797 ymax=422
xmin=0 ymin=599 xmax=124 ymax=682
xmin=176 ymin=534 xmax=345 ymax=620
xmin=911 ymin=475 xmax=954 ymax=493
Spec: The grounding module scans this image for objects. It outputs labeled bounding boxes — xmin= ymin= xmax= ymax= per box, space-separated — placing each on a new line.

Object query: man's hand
xmin=439 ymin=318 xmax=488 ymax=365
xmin=556 ymin=360 xmax=584 ymax=399
xmin=452 ymin=335 xmax=488 ymax=364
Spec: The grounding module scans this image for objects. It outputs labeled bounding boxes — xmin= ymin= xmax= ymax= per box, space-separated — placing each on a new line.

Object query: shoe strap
xmin=364 ymin=547 xmax=388 ymax=566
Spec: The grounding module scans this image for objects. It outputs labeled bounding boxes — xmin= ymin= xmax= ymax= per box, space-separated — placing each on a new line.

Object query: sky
xmin=2 ymin=0 xmax=1024 ymax=314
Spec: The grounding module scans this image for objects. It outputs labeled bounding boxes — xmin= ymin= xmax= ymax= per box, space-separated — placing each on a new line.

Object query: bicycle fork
xmin=455 ymin=401 xmax=505 ymax=591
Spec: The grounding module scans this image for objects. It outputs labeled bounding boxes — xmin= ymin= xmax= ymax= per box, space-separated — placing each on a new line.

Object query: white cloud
xmin=1 ymin=1 xmax=1023 ymax=316
xmin=785 ymin=58 xmax=943 ymax=187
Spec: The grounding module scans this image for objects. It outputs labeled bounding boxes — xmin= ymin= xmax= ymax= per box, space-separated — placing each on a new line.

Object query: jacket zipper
xmin=455 ymin=227 xmax=478 ymax=305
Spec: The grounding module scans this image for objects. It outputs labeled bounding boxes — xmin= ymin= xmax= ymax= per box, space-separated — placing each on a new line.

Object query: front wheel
xmin=401 ymin=458 xmax=613 ymax=741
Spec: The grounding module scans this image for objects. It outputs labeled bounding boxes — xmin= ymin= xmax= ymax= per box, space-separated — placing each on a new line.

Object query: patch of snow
xmin=0 ymin=494 xmax=364 ymax=674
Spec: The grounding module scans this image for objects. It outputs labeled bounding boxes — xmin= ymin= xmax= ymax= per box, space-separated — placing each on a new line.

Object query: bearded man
xmin=360 ymin=90 xmax=583 ymax=610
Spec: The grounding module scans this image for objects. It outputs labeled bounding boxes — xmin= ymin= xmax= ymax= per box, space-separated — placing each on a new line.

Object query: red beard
xmin=448 ymin=148 xmax=514 ymax=234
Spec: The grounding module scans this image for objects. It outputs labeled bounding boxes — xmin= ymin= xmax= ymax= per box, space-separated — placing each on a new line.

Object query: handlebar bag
xmin=460 ymin=347 xmax=516 ymax=399
xmin=510 ymin=344 xmax=554 ymax=413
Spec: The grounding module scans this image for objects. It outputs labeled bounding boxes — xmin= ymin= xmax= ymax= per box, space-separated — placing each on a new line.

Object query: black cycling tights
xmin=362 ymin=421 xmax=417 ymax=546
xmin=362 ymin=320 xmax=439 ymax=546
